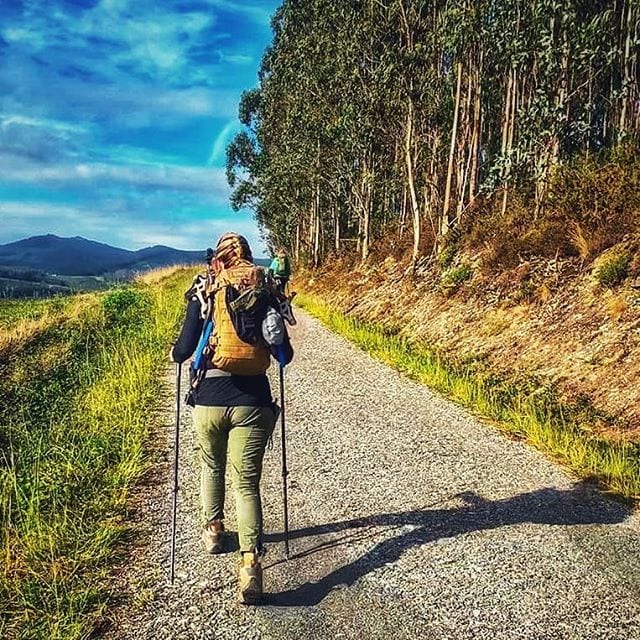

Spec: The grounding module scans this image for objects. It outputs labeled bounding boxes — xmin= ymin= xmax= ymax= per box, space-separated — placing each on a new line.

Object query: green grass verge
xmin=0 ymin=269 xmax=194 ymax=639
xmin=296 ymin=293 xmax=640 ymax=500
xmin=0 ymin=297 xmax=69 ymax=326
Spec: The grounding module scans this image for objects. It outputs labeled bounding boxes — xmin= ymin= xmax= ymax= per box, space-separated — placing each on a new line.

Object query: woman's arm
xmin=171 ymin=297 xmax=205 ymax=363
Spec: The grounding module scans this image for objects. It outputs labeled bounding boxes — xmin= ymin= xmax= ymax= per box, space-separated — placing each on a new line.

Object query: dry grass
xmin=136 ymin=264 xmax=195 ymax=285
xmin=605 ymin=293 xmax=630 ymax=321
xmin=569 ymin=222 xmax=594 ymax=261
xmin=0 ymin=315 xmax=58 ymax=355
xmin=296 ymin=248 xmax=640 ymax=433
xmin=0 ymin=295 xmax=98 ymax=359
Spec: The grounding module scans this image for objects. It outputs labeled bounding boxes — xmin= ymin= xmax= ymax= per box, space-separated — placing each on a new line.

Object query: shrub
xmin=594 ymin=252 xmax=631 ymax=287
xmin=440 ymin=264 xmax=473 ymax=293
xmin=101 ymin=288 xmax=151 ymax=328
xmin=513 ymin=279 xmax=536 ymax=303
xmin=462 ymin=146 xmax=640 ymax=266
xmin=437 ymin=243 xmax=457 ymax=269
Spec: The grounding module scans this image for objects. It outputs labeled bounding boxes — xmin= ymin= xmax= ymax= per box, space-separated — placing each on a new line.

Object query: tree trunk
xmin=469 ymin=63 xmax=482 ymax=205
xmin=501 ymin=67 xmax=517 ymax=217
xmin=313 ymin=180 xmax=321 ymax=266
xmin=361 ymin=167 xmax=371 ymax=262
xmin=619 ymin=0 xmax=633 ymax=139
xmin=405 ymin=102 xmax=421 ymax=261
xmin=399 ymin=187 xmax=408 ymax=239
xmin=442 ymin=61 xmax=463 ymax=240
xmin=334 ymin=202 xmax=340 ymax=253
xmin=457 ymin=69 xmax=473 ymax=219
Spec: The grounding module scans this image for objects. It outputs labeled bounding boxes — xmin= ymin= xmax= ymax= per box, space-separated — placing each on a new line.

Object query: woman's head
xmin=214 ymin=232 xmax=253 ymax=268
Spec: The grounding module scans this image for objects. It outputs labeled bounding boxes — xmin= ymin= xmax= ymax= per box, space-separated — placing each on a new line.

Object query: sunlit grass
xmin=0 ymin=297 xmax=65 ymax=326
xmin=296 ymin=293 xmax=640 ymax=500
xmin=0 ymin=267 xmax=196 ymax=639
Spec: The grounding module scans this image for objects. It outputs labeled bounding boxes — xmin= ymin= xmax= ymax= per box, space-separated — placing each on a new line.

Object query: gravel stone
xmin=102 ymin=310 xmax=640 ymax=640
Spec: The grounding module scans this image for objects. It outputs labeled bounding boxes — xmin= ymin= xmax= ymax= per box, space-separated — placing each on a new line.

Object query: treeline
xmin=227 ymin=0 xmax=639 ymax=266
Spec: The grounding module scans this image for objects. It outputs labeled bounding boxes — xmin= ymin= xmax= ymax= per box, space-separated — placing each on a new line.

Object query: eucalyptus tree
xmin=228 ymin=0 xmax=639 ymax=265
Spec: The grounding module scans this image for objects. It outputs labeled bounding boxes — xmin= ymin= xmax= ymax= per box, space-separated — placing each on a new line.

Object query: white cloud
xmin=0 ymin=155 xmax=230 ymax=194
xmin=222 ymin=54 xmax=254 ymax=65
xmin=0 ymin=201 xmax=89 ymax=220
xmin=0 ymin=201 xmax=111 ymax=243
xmin=202 ymin=0 xmax=273 ymax=25
xmin=0 ymin=114 xmax=88 ymax=135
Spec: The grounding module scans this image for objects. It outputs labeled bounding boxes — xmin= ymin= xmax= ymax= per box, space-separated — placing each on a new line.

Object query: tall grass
xmin=0 ymin=268 xmax=195 ymax=639
xmin=296 ymin=293 xmax=640 ymax=500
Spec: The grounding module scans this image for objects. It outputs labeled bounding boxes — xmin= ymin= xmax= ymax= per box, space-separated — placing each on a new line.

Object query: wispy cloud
xmin=1 ymin=155 xmax=229 ymax=194
xmin=202 ymin=0 xmax=274 ymax=25
xmin=0 ymin=115 xmax=88 ymax=134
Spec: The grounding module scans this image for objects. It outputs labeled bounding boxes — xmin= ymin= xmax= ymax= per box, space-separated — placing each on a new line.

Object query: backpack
xmin=208 ymin=260 xmax=271 ymax=375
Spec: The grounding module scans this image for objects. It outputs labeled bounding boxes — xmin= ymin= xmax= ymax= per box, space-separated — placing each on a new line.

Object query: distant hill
xmin=0 ymin=235 xmax=204 ymax=276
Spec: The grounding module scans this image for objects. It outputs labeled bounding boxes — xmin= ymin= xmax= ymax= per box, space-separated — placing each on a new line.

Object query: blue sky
xmin=0 ymin=0 xmax=280 ymax=255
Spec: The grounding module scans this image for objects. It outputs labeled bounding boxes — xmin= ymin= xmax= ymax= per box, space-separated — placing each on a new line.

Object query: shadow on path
xmin=263 ymin=481 xmax=630 ymax=607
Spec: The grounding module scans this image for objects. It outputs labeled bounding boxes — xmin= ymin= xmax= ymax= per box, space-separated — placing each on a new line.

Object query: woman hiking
xmin=267 ymin=248 xmax=291 ymax=295
xmin=170 ymin=232 xmax=286 ymax=604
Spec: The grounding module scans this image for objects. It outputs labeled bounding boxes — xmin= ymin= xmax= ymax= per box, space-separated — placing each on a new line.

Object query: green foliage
xmin=437 ymin=244 xmax=457 ymax=269
xmin=101 ymin=287 xmax=152 ymax=328
xmin=440 ymin=263 xmax=473 ymax=293
xmin=296 ymin=292 xmax=640 ymax=499
xmin=0 ymin=269 xmax=195 ymax=639
xmin=594 ymin=252 xmax=631 ymax=287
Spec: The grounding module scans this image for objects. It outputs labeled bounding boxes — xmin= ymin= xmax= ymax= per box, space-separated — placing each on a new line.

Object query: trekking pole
xmin=279 ymin=363 xmax=290 ymax=559
xmin=170 ymin=362 xmax=182 ymax=584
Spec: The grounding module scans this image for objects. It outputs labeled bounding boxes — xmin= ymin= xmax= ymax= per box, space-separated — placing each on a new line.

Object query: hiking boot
xmin=238 ymin=552 xmax=263 ymax=604
xmin=201 ymin=520 xmax=225 ymax=554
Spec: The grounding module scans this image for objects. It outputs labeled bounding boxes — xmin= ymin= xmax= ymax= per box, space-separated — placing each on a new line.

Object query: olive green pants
xmin=192 ymin=405 xmax=275 ymax=552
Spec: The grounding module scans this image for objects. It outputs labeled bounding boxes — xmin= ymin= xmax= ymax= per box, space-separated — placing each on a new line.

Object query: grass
xmin=594 ymin=251 xmax=631 ymax=287
xmin=0 ymin=297 xmax=69 ymax=326
xmin=296 ymin=293 xmax=640 ymax=501
xmin=0 ymin=268 xmax=195 ymax=640
xmin=440 ymin=263 xmax=473 ymax=293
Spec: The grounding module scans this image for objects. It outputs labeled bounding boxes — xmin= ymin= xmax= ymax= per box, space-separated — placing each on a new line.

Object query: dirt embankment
xmin=294 ymin=249 xmax=640 ymax=438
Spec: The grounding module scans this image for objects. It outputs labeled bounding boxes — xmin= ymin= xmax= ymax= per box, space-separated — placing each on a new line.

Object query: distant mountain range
xmin=0 ymin=234 xmax=205 ymax=276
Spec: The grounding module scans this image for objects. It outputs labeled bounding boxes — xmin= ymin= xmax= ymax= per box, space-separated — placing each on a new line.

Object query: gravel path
xmin=103 ymin=310 xmax=640 ymax=640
